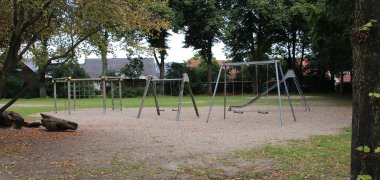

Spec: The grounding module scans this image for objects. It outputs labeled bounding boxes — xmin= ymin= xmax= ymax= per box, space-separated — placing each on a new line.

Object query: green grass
xmin=233 ymin=127 xmax=351 ymax=179
xmin=1 ymin=93 xmax=352 ymax=119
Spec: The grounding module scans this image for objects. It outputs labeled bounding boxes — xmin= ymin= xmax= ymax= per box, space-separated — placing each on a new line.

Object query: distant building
xmin=80 ymin=58 xmax=159 ymax=79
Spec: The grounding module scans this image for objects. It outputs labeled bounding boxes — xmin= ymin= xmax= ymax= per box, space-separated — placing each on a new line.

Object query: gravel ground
xmin=0 ymin=104 xmax=352 ymax=178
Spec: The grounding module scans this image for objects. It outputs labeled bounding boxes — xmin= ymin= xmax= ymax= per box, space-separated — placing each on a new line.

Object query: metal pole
xmin=102 ymin=78 xmax=106 ymax=113
xmin=274 ymin=62 xmax=283 ymax=126
xmin=292 ymin=76 xmax=310 ymax=111
xmin=119 ymin=80 xmax=122 ymax=111
xmin=137 ymin=76 xmax=152 ymax=118
xmin=224 ymin=66 xmax=227 ymax=119
xmin=206 ymin=66 xmax=224 ymax=123
xmin=54 ymin=81 xmax=57 ymax=113
xmin=279 ymin=65 xmax=297 ymax=122
xmin=111 ymin=81 xmax=114 ymax=110
xmin=67 ymin=79 xmax=71 ymax=115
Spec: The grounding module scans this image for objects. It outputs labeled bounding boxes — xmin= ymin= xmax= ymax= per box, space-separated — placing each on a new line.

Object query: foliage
xmin=309 ymin=0 xmax=354 ymax=74
xmin=171 ymin=0 xmax=223 ymax=94
xmin=121 ymin=57 xmax=144 ymax=80
xmin=45 ymin=60 xmax=89 ymax=97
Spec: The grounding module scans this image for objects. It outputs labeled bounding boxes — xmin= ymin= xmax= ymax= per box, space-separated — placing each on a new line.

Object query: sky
xmin=83 ymin=32 xmax=227 ymax=63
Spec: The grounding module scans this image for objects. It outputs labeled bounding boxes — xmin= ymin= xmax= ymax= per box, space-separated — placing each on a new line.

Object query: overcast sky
xmin=82 ymin=32 xmax=227 ymax=63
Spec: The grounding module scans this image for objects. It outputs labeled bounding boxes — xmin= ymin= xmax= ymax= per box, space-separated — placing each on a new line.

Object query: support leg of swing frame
xmin=207 ymin=66 xmax=224 ymax=123
xmin=111 ymin=81 xmax=115 ymax=110
xmin=119 ymin=80 xmax=122 ymax=111
xmin=293 ymin=76 xmax=311 ymax=111
xmin=274 ymin=62 xmax=283 ymax=127
xmin=152 ymin=82 xmax=161 ymax=116
xmin=102 ymin=79 xmax=106 ymax=113
xmin=224 ymin=66 xmax=227 ymax=119
xmin=187 ymin=82 xmax=199 ymax=117
xmin=73 ymin=81 xmax=76 ymax=111
xmin=279 ymin=66 xmax=297 ymax=122
xmin=54 ymin=81 xmax=57 ymax=113
xmin=67 ymin=80 xmax=71 ymax=115
xmin=137 ymin=76 xmax=152 ymax=118
xmin=176 ymin=78 xmax=185 ymax=121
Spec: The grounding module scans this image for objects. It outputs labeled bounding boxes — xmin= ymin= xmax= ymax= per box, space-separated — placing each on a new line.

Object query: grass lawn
xmin=0 ymin=93 xmax=353 ymax=178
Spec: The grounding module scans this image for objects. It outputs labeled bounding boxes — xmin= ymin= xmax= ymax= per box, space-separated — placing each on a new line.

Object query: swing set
xmin=137 ymin=73 xmax=199 ymax=121
xmin=207 ymin=60 xmax=310 ymax=126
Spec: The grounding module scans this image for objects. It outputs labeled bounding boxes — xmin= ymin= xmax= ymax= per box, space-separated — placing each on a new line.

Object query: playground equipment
xmin=137 ymin=73 xmax=199 ymax=121
xmin=206 ymin=60 xmax=310 ymax=126
xmin=52 ymin=76 xmax=123 ymax=114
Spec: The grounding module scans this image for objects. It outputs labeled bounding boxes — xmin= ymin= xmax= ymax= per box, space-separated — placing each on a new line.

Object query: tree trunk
xmin=39 ymin=38 xmax=48 ymax=98
xmin=100 ymin=31 xmax=109 ymax=76
xmin=340 ymin=71 xmax=344 ymax=97
xmin=350 ymin=0 xmax=380 ymax=179
xmin=291 ymin=30 xmax=297 ymax=69
xmin=206 ymin=39 xmax=213 ymax=95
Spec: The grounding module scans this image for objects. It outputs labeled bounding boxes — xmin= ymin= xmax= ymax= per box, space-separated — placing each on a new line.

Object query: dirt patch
xmin=0 ymin=105 xmax=351 ymax=178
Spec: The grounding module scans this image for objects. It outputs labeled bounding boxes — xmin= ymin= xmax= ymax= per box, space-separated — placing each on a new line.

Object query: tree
xmin=350 ymin=0 xmax=380 ymax=178
xmin=121 ymin=57 xmax=144 ymax=87
xmin=222 ymin=0 xmax=284 ymax=62
xmin=310 ymin=0 xmax=354 ymax=95
xmin=0 ymin=0 xmax=170 ymax=116
xmin=171 ymin=0 xmax=223 ymax=95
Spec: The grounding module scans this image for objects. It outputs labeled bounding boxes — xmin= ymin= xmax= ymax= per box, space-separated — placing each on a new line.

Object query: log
xmin=24 ymin=122 xmax=42 ymax=128
xmin=40 ymin=113 xmax=78 ymax=131
xmin=0 ymin=111 xmax=25 ymax=129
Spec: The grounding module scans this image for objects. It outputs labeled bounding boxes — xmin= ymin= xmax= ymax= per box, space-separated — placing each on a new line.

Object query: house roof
xmin=22 ymin=59 xmax=38 ymax=72
xmin=81 ymin=58 xmax=159 ymax=78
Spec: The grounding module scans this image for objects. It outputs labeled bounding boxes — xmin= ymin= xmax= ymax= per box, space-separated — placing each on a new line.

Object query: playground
xmin=0 ymin=95 xmax=352 ymax=179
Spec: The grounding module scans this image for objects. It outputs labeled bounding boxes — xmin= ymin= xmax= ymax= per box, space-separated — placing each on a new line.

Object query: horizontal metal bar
xmin=222 ymin=60 xmax=279 ymax=66
xmin=151 ymin=78 xmax=182 ymax=82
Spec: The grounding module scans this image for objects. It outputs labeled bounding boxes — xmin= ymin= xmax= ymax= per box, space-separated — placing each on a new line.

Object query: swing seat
xmin=171 ymin=109 xmax=178 ymax=111
xmin=233 ymin=110 xmax=244 ymax=114
xmin=158 ymin=109 xmax=165 ymax=111
xmin=258 ymin=111 xmax=268 ymax=114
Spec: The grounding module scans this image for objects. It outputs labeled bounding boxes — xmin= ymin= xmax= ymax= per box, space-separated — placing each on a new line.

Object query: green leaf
xmin=356 ymin=146 xmax=364 ymax=152
xmin=363 ymin=146 xmax=371 ymax=153
xmin=357 ymin=175 xmax=372 ymax=180
xmin=369 ymin=93 xmax=380 ymax=98
xmin=374 ymin=147 xmax=380 ymax=153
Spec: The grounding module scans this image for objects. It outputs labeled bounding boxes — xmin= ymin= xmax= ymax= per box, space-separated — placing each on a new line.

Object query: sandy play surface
xmin=0 ymin=104 xmax=352 ymax=178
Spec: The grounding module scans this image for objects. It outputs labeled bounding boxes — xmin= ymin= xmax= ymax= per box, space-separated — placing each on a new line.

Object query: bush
xmin=123 ymin=87 xmax=146 ymax=98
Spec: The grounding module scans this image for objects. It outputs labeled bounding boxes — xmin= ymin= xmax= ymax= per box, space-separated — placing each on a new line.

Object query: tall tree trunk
xmin=350 ymin=0 xmax=380 ymax=179
xmin=39 ymin=38 xmax=49 ymax=98
xmin=291 ymin=30 xmax=297 ymax=69
xmin=339 ymin=72 xmax=344 ymax=97
xmin=206 ymin=39 xmax=213 ymax=95
xmin=100 ymin=31 xmax=109 ymax=76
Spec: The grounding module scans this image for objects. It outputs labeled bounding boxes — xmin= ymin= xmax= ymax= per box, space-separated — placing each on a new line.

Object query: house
xmin=80 ymin=58 xmax=159 ymax=79
xmin=187 ymin=59 xmax=238 ymax=80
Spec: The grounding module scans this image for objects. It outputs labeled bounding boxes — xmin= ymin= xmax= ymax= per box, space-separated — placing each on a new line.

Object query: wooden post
xmin=111 ymin=81 xmax=114 ymax=110
xmin=187 ymin=82 xmax=199 ymax=118
xmin=119 ymin=79 xmax=122 ymax=111
xmin=152 ymin=81 xmax=160 ymax=116
xmin=67 ymin=78 xmax=71 ymax=115
xmin=102 ymin=77 xmax=106 ymax=113
xmin=176 ymin=76 xmax=186 ymax=121
xmin=53 ymin=80 xmax=57 ymax=113
xmin=137 ymin=76 xmax=152 ymax=118
xmin=73 ymin=81 xmax=76 ymax=111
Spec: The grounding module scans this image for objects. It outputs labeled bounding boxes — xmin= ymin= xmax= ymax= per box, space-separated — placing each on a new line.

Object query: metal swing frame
xmin=137 ymin=73 xmax=199 ymax=121
xmin=206 ymin=60 xmax=310 ymax=126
